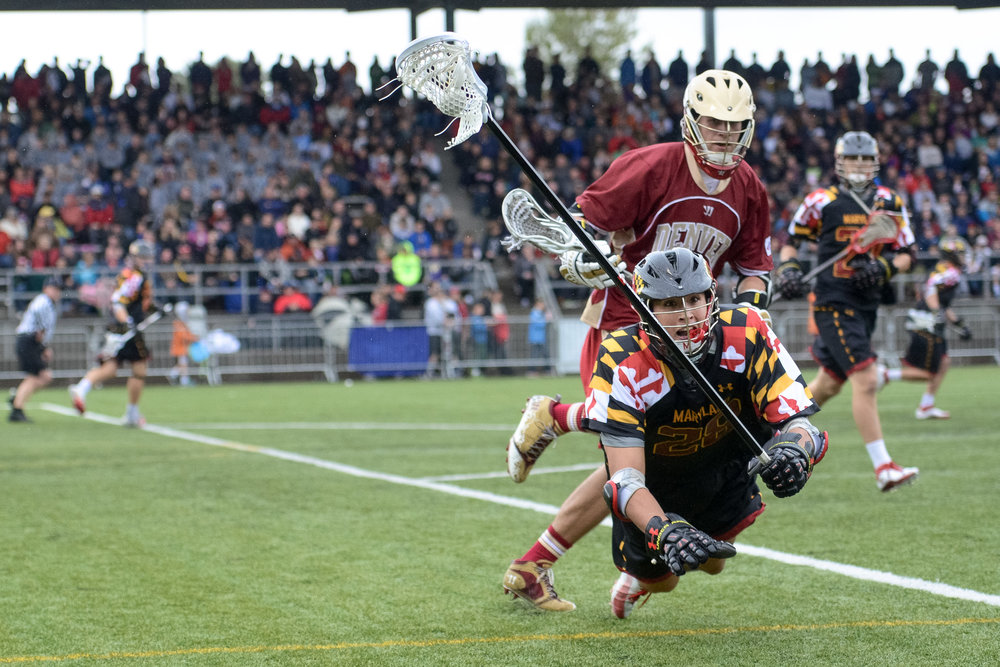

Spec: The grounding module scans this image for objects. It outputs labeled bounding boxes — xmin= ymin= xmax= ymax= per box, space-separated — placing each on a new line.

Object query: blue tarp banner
xmin=348 ymin=326 xmax=428 ymax=376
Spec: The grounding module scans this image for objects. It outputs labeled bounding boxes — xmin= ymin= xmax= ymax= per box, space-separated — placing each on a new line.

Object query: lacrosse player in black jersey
xmin=590 ymin=248 xmax=828 ymax=618
xmin=881 ymin=238 xmax=971 ymax=420
xmin=774 ymin=131 xmax=918 ymax=492
xmin=69 ymin=239 xmax=157 ymax=427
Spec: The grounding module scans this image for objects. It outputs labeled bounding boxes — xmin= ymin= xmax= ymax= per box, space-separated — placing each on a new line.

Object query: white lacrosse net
xmin=500 ymin=189 xmax=583 ymax=255
xmin=853 ymin=211 xmax=901 ymax=252
xmin=394 ymin=33 xmax=491 ymax=149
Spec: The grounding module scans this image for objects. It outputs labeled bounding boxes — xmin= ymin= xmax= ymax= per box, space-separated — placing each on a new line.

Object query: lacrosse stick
xmin=802 ymin=211 xmax=900 ymax=283
xmin=500 ymin=188 xmax=584 ymax=255
xmin=773 ymin=196 xmax=902 ymax=304
xmin=100 ymin=303 xmax=173 ymax=359
xmin=387 ymin=33 xmax=771 ymax=471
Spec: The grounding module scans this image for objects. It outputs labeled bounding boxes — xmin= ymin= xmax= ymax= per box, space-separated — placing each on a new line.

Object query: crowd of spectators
xmin=0 ymin=49 xmax=478 ymax=315
xmin=459 ymin=45 xmax=1000 ymax=297
xmin=2 ymin=44 xmax=1000 ymax=322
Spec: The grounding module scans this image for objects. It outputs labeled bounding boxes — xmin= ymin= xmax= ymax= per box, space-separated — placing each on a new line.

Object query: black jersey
xmin=109 ymin=266 xmax=153 ymax=325
xmin=917 ymin=261 xmax=962 ymax=311
xmin=789 ymin=185 xmax=915 ymax=311
xmin=585 ymin=307 xmax=818 ymax=522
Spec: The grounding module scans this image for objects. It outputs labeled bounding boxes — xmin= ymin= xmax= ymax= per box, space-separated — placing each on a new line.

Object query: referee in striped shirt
xmin=9 ymin=277 xmax=63 ymax=423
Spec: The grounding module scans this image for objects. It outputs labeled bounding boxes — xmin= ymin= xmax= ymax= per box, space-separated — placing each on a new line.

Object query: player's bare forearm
xmin=113 ymin=304 xmax=131 ymax=324
xmin=779 ymin=243 xmax=799 ymax=262
xmin=892 ymin=251 xmax=912 ymax=273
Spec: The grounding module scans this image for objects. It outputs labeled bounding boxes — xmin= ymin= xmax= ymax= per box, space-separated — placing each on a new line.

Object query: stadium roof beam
xmin=4 ymin=1 xmax=997 ymax=68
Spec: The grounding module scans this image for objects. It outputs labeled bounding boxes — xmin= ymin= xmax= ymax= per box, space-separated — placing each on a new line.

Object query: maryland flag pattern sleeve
xmin=110 ymin=267 xmax=152 ymax=324
xmin=586 ymin=308 xmax=818 ymax=474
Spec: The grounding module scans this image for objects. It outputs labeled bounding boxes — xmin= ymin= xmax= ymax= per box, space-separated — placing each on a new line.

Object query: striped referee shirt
xmin=15 ymin=293 xmax=59 ymax=346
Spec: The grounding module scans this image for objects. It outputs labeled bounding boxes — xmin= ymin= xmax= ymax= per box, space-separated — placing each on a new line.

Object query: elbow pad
xmin=603 ymin=466 xmax=646 ymax=522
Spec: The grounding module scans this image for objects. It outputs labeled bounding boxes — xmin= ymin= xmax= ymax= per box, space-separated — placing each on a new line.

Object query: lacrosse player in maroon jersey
xmin=592 ymin=249 xmax=826 ymax=618
xmin=69 ymin=239 xmax=157 ymax=427
xmin=503 ymin=70 xmax=775 ymax=611
xmin=774 ymin=131 xmax=918 ymax=492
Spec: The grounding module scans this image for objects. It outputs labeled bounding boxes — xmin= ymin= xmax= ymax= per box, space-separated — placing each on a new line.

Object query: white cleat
xmin=610 ymin=571 xmax=649 ymax=619
xmin=875 ymin=462 xmax=919 ymax=492
xmin=68 ymin=384 xmax=86 ymax=415
xmin=915 ymin=406 xmax=950 ymax=420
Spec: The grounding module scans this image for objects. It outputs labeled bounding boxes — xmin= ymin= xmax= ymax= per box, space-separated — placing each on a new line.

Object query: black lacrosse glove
xmin=932 ymin=310 xmax=947 ymax=337
xmin=848 ymin=254 xmax=892 ymax=291
xmin=755 ymin=432 xmax=817 ymax=498
xmin=645 ymin=514 xmax=737 ymax=577
xmin=954 ymin=318 xmax=973 ymax=341
xmin=775 ymin=259 xmax=807 ymax=299
xmin=107 ymin=321 xmax=131 ymax=335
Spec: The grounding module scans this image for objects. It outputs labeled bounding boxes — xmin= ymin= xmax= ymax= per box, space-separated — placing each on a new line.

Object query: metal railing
xmin=0 ymin=258 xmax=500 ymax=318
xmin=1 ymin=304 xmax=996 ymax=388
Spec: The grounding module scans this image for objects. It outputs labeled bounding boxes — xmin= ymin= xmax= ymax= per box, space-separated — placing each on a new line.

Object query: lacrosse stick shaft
xmin=772 ymin=188 xmax=895 ymax=304
xmin=482 ymin=117 xmax=769 ymax=467
xmin=106 ymin=308 xmax=167 ymax=356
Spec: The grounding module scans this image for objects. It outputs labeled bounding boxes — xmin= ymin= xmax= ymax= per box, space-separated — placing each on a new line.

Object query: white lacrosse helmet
xmin=633 ymin=248 xmax=719 ymax=361
xmin=681 ymin=69 xmax=756 ymax=179
xmin=835 ymin=131 xmax=880 ymax=192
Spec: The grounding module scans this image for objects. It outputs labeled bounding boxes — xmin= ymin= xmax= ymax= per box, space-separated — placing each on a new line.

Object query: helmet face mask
xmin=633 ymin=249 xmax=719 ymax=360
xmin=682 ymin=69 xmax=756 ymax=179
xmin=835 ymin=131 xmax=880 ymax=191
xmin=938 ymin=238 xmax=968 ymax=269
xmin=129 ymin=240 xmax=156 ymax=266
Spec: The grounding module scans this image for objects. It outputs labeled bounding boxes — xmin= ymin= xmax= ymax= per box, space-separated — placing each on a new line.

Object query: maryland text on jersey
xmin=788 ymin=185 xmax=907 ymax=240
xmin=586 ymin=307 xmax=817 ymax=466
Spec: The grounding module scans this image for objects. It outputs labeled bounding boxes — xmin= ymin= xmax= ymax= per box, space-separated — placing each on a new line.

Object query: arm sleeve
xmin=787 ymin=188 xmax=830 ymax=242
xmin=719 ymin=307 xmax=819 ymax=426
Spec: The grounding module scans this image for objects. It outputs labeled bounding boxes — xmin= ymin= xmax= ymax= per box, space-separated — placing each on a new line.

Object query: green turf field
xmin=2 ymin=366 xmax=998 ymax=665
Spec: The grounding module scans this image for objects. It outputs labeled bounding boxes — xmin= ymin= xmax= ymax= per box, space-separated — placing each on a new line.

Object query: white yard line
xmin=39 ymin=404 xmax=1000 ymax=608
xmin=166 ymin=422 xmax=514 ymax=431
xmin=422 ymin=463 xmax=601 ymax=482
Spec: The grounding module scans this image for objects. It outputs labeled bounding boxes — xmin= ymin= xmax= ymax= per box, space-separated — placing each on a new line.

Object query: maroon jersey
xmin=576 ymin=142 xmax=773 ymax=331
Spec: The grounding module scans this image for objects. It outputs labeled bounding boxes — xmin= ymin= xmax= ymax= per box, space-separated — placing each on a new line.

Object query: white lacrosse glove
xmin=99 ymin=333 xmax=127 ymax=360
xmin=559 ymin=241 xmax=627 ymax=289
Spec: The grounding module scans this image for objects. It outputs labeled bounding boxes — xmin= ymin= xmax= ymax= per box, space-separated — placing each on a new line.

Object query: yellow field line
xmin=3 ymin=617 xmax=999 ymax=663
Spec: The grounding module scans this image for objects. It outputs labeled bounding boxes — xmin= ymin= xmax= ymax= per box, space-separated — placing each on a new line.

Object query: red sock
xmin=521 ymin=525 xmax=573 ymax=564
xmin=552 ymin=401 xmax=586 ymax=433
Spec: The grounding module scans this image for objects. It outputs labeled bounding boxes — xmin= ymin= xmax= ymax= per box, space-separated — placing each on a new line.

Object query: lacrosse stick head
xmin=849 ymin=210 xmax=902 ymax=254
xmin=395 ymin=33 xmax=491 ymax=149
xmin=500 ymin=188 xmax=583 ymax=255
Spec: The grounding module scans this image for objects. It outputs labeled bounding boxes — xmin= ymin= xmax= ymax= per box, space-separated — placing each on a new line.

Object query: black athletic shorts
xmin=100 ymin=327 xmax=151 ymax=364
xmin=610 ymin=459 xmax=764 ymax=582
xmin=903 ymin=330 xmax=947 ymax=374
xmin=811 ymin=304 xmax=878 ymax=382
xmin=16 ymin=334 xmax=47 ymax=375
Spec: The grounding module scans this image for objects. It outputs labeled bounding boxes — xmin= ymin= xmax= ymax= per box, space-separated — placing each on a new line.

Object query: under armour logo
xmin=703 ymin=205 xmax=715 ymax=217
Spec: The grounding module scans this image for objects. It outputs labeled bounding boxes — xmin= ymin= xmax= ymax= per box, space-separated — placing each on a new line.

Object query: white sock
xmin=865 ymin=439 xmax=892 ymax=468
xmin=919 ymin=393 xmax=935 ymax=409
xmin=887 ymin=368 xmax=903 ymax=382
xmin=126 ymin=403 xmax=140 ymax=418
xmin=77 ymin=378 xmax=92 ymax=396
